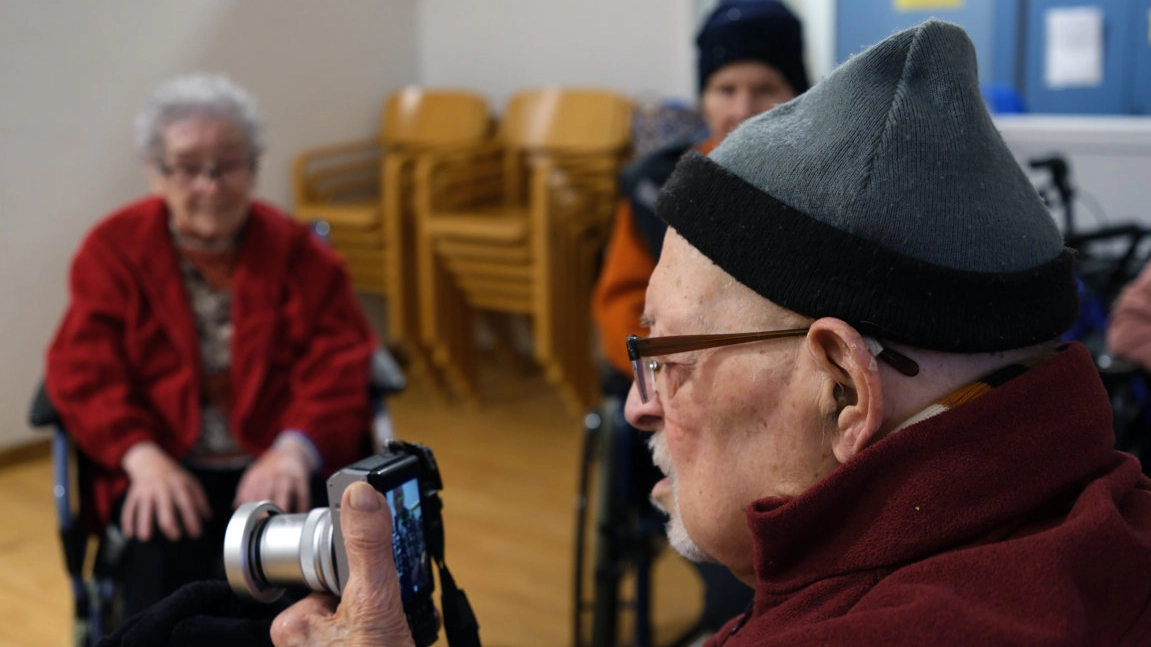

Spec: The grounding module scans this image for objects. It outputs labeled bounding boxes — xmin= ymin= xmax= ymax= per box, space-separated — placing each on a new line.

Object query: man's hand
xmin=271 ymin=482 xmax=416 ymax=647
xmin=234 ymin=442 xmax=313 ymax=513
xmin=121 ymin=441 xmax=212 ymax=542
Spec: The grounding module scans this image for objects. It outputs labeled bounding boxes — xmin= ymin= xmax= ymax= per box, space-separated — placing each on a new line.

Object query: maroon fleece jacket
xmin=708 ymin=343 xmax=1151 ymax=646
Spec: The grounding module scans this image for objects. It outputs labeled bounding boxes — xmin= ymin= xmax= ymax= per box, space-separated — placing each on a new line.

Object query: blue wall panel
xmin=1023 ymin=0 xmax=1136 ymax=114
xmin=1133 ymin=0 xmax=1151 ymax=113
xmin=834 ymin=0 xmax=1008 ymax=85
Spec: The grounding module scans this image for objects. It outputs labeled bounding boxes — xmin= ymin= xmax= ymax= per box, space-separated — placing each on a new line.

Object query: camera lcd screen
xmin=386 ymin=477 xmax=433 ymax=601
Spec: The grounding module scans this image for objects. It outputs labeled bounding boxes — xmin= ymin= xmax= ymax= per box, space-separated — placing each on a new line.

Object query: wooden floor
xmin=0 ymin=356 xmax=705 ymax=647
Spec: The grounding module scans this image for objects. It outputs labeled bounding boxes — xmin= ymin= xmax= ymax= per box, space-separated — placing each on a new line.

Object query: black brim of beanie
xmin=656 ymin=151 xmax=1080 ymax=353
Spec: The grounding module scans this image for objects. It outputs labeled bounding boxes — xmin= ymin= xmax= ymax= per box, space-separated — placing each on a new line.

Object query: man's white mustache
xmin=647 ymin=432 xmax=675 ymax=483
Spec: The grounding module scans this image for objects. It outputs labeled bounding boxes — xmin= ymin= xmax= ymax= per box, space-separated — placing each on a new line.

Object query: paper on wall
xmin=1044 ymin=6 xmax=1105 ymax=89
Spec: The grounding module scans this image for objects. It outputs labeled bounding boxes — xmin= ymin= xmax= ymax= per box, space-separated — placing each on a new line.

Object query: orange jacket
xmin=592 ymin=137 xmax=719 ymax=374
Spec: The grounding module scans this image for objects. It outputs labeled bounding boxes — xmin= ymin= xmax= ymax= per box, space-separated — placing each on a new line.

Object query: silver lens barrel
xmin=224 ymin=501 xmax=340 ymax=602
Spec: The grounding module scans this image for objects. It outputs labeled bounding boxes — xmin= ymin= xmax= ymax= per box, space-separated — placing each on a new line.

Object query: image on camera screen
xmin=387 ymin=478 xmax=432 ymax=600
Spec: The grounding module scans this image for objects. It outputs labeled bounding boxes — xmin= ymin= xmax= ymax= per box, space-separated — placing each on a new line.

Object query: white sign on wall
xmin=1044 ymin=6 xmax=1105 ymax=89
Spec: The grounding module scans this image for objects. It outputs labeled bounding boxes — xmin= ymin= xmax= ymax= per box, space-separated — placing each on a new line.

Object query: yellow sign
xmin=895 ymin=0 xmax=964 ymax=10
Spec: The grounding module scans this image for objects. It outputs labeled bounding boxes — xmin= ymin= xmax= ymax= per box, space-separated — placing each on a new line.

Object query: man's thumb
xmin=340 ymin=481 xmax=397 ymax=593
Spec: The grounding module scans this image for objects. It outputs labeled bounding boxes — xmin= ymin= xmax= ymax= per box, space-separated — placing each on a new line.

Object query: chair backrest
xmin=382 ymin=86 xmax=493 ymax=150
xmin=501 ymin=88 xmax=633 ymax=155
xmin=495 ymin=88 xmax=632 ymax=204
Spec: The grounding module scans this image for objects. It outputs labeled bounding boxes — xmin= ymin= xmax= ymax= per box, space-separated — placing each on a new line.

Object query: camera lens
xmin=224 ymin=501 xmax=341 ymax=601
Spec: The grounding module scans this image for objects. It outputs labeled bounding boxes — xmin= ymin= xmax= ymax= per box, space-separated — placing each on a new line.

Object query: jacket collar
xmin=746 ymin=343 xmax=1119 ymax=594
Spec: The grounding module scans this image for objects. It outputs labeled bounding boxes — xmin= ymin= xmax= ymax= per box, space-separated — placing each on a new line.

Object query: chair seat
xmin=295 ymin=202 xmax=382 ymax=229
xmin=433 ymin=238 xmax=533 ymax=264
xmin=329 ymin=227 xmax=386 ymax=248
xmin=422 ymin=206 xmax=529 ymax=243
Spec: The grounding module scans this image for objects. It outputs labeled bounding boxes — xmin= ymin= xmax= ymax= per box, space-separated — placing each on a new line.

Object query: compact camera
xmin=224 ymin=440 xmax=443 ymax=647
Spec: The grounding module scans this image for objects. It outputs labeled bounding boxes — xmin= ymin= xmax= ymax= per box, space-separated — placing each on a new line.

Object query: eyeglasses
xmin=156 ymin=159 xmax=254 ymax=187
xmin=625 ymin=329 xmax=920 ymax=404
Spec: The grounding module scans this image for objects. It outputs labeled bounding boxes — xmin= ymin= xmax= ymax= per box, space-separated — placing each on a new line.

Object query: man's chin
xmin=665 ymin=514 xmax=715 ymax=563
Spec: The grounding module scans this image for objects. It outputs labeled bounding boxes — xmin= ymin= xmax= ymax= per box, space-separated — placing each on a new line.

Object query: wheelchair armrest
xmin=370 ymin=347 xmax=407 ymax=397
xmin=28 ymin=380 xmax=62 ymax=429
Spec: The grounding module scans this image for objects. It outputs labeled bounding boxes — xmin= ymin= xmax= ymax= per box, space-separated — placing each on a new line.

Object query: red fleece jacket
xmin=708 ymin=343 xmax=1151 ymax=646
xmin=46 ymin=196 xmax=376 ymax=530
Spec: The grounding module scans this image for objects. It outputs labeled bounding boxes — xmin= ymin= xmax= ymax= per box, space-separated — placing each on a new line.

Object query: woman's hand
xmin=234 ymin=439 xmax=314 ymax=513
xmin=271 ymin=482 xmax=416 ymax=647
xmin=120 ymin=441 xmax=212 ymax=542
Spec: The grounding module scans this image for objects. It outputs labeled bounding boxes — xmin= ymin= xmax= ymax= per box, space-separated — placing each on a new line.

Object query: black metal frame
xmin=572 ymin=395 xmax=708 ymax=647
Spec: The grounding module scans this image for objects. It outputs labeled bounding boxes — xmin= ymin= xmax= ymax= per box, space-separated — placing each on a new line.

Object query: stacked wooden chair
xmin=413 ymin=88 xmax=633 ymax=413
xmin=292 ymin=87 xmax=492 ymax=384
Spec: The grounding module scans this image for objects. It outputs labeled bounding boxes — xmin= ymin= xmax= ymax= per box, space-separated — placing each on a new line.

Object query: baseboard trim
xmin=0 ymin=439 xmax=51 ymax=468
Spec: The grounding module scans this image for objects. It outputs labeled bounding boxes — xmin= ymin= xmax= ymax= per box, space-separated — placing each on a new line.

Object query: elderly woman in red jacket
xmin=45 ymin=73 xmax=376 ymax=616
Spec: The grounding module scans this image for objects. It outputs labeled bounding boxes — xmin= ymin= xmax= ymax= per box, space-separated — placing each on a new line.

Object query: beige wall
xmin=416 ymin=0 xmax=837 ymax=111
xmin=4 ymin=1 xmax=1149 ymax=452
xmin=417 ymin=0 xmax=697 ymax=110
xmin=0 ymin=0 xmax=418 ymax=450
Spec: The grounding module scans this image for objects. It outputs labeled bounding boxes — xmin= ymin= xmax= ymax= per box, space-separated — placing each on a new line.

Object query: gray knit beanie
xmin=658 ymin=19 xmax=1078 ymax=352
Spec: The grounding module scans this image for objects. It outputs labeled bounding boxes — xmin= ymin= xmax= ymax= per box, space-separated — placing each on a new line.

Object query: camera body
xmin=224 ymin=441 xmax=443 ymax=647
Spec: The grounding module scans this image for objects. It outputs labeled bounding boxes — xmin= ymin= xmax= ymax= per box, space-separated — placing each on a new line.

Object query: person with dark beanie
xmin=269 ymin=20 xmax=1151 ymax=646
xmin=593 ymin=0 xmax=808 ymax=378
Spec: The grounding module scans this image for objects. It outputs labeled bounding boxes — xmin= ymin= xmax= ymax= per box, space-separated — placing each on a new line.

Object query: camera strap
xmin=437 ymin=559 xmax=481 ymax=647
xmin=424 ymin=493 xmax=481 ymax=647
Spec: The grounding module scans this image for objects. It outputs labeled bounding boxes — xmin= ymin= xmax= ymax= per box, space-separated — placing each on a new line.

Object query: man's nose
xmin=623 ymin=381 xmax=662 ymax=432
xmin=733 ymin=91 xmax=758 ymax=123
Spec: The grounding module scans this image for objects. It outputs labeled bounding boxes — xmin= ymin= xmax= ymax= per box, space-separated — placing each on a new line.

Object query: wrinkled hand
xmin=121 ymin=441 xmax=211 ymax=542
xmin=234 ymin=442 xmax=313 ymax=513
xmin=271 ymin=482 xmax=415 ymax=647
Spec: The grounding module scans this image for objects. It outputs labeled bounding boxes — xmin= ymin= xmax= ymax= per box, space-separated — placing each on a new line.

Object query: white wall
xmin=5 ymin=1 xmax=1151 ymax=453
xmin=0 ymin=0 xmax=418 ymax=450
xmin=418 ymin=0 xmax=697 ymax=110
xmin=417 ymin=0 xmax=837 ymax=112
xmin=996 ymin=117 xmax=1151 ymax=233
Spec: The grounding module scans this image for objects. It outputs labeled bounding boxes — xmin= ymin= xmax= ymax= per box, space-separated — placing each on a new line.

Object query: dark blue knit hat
xmin=696 ymin=0 xmax=809 ymax=95
xmin=663 ymin=20 xmax=1078 ymax=352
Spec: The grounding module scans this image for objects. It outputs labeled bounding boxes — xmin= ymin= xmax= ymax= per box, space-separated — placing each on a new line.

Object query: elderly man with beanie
xmin=593 ymin=0 xmax=808 ymax=377
xmin=268 ymin=20 xmax=1150 ymax=646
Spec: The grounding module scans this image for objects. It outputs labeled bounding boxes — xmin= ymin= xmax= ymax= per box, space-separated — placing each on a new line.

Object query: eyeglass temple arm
xmin=875 ymin=347 xmax=919 ymax=377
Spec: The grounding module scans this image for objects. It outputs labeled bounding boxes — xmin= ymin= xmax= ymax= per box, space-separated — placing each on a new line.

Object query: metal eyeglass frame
xmin=156 ymin=159 xmax=255 ymax=186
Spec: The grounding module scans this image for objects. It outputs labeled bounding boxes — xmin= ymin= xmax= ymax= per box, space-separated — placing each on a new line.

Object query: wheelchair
xmin=1036 ymin=154 xmax=1151 ymax=474
xmin=572 ymin=375 xmax=752 ymax=647
xmin=1062 ymin=224 xmax=1151 ymax=474
xmin=27 ymin=347 xmax=407 ymax=647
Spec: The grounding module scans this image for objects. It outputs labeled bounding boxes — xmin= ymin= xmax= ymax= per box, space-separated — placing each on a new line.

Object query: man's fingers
xmin=270 ymin=594 xmax=337 ymax=647
xmin=339 ymin=482 xmax=397 ymax=597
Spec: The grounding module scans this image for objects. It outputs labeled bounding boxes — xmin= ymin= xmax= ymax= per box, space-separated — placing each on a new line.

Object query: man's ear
xmin=804 ymin=318 xmax=885 ymax=464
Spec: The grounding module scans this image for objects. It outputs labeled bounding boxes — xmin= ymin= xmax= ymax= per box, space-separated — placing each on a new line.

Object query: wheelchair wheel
xmin=572 ymin=396 xmax=711 ymax=647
